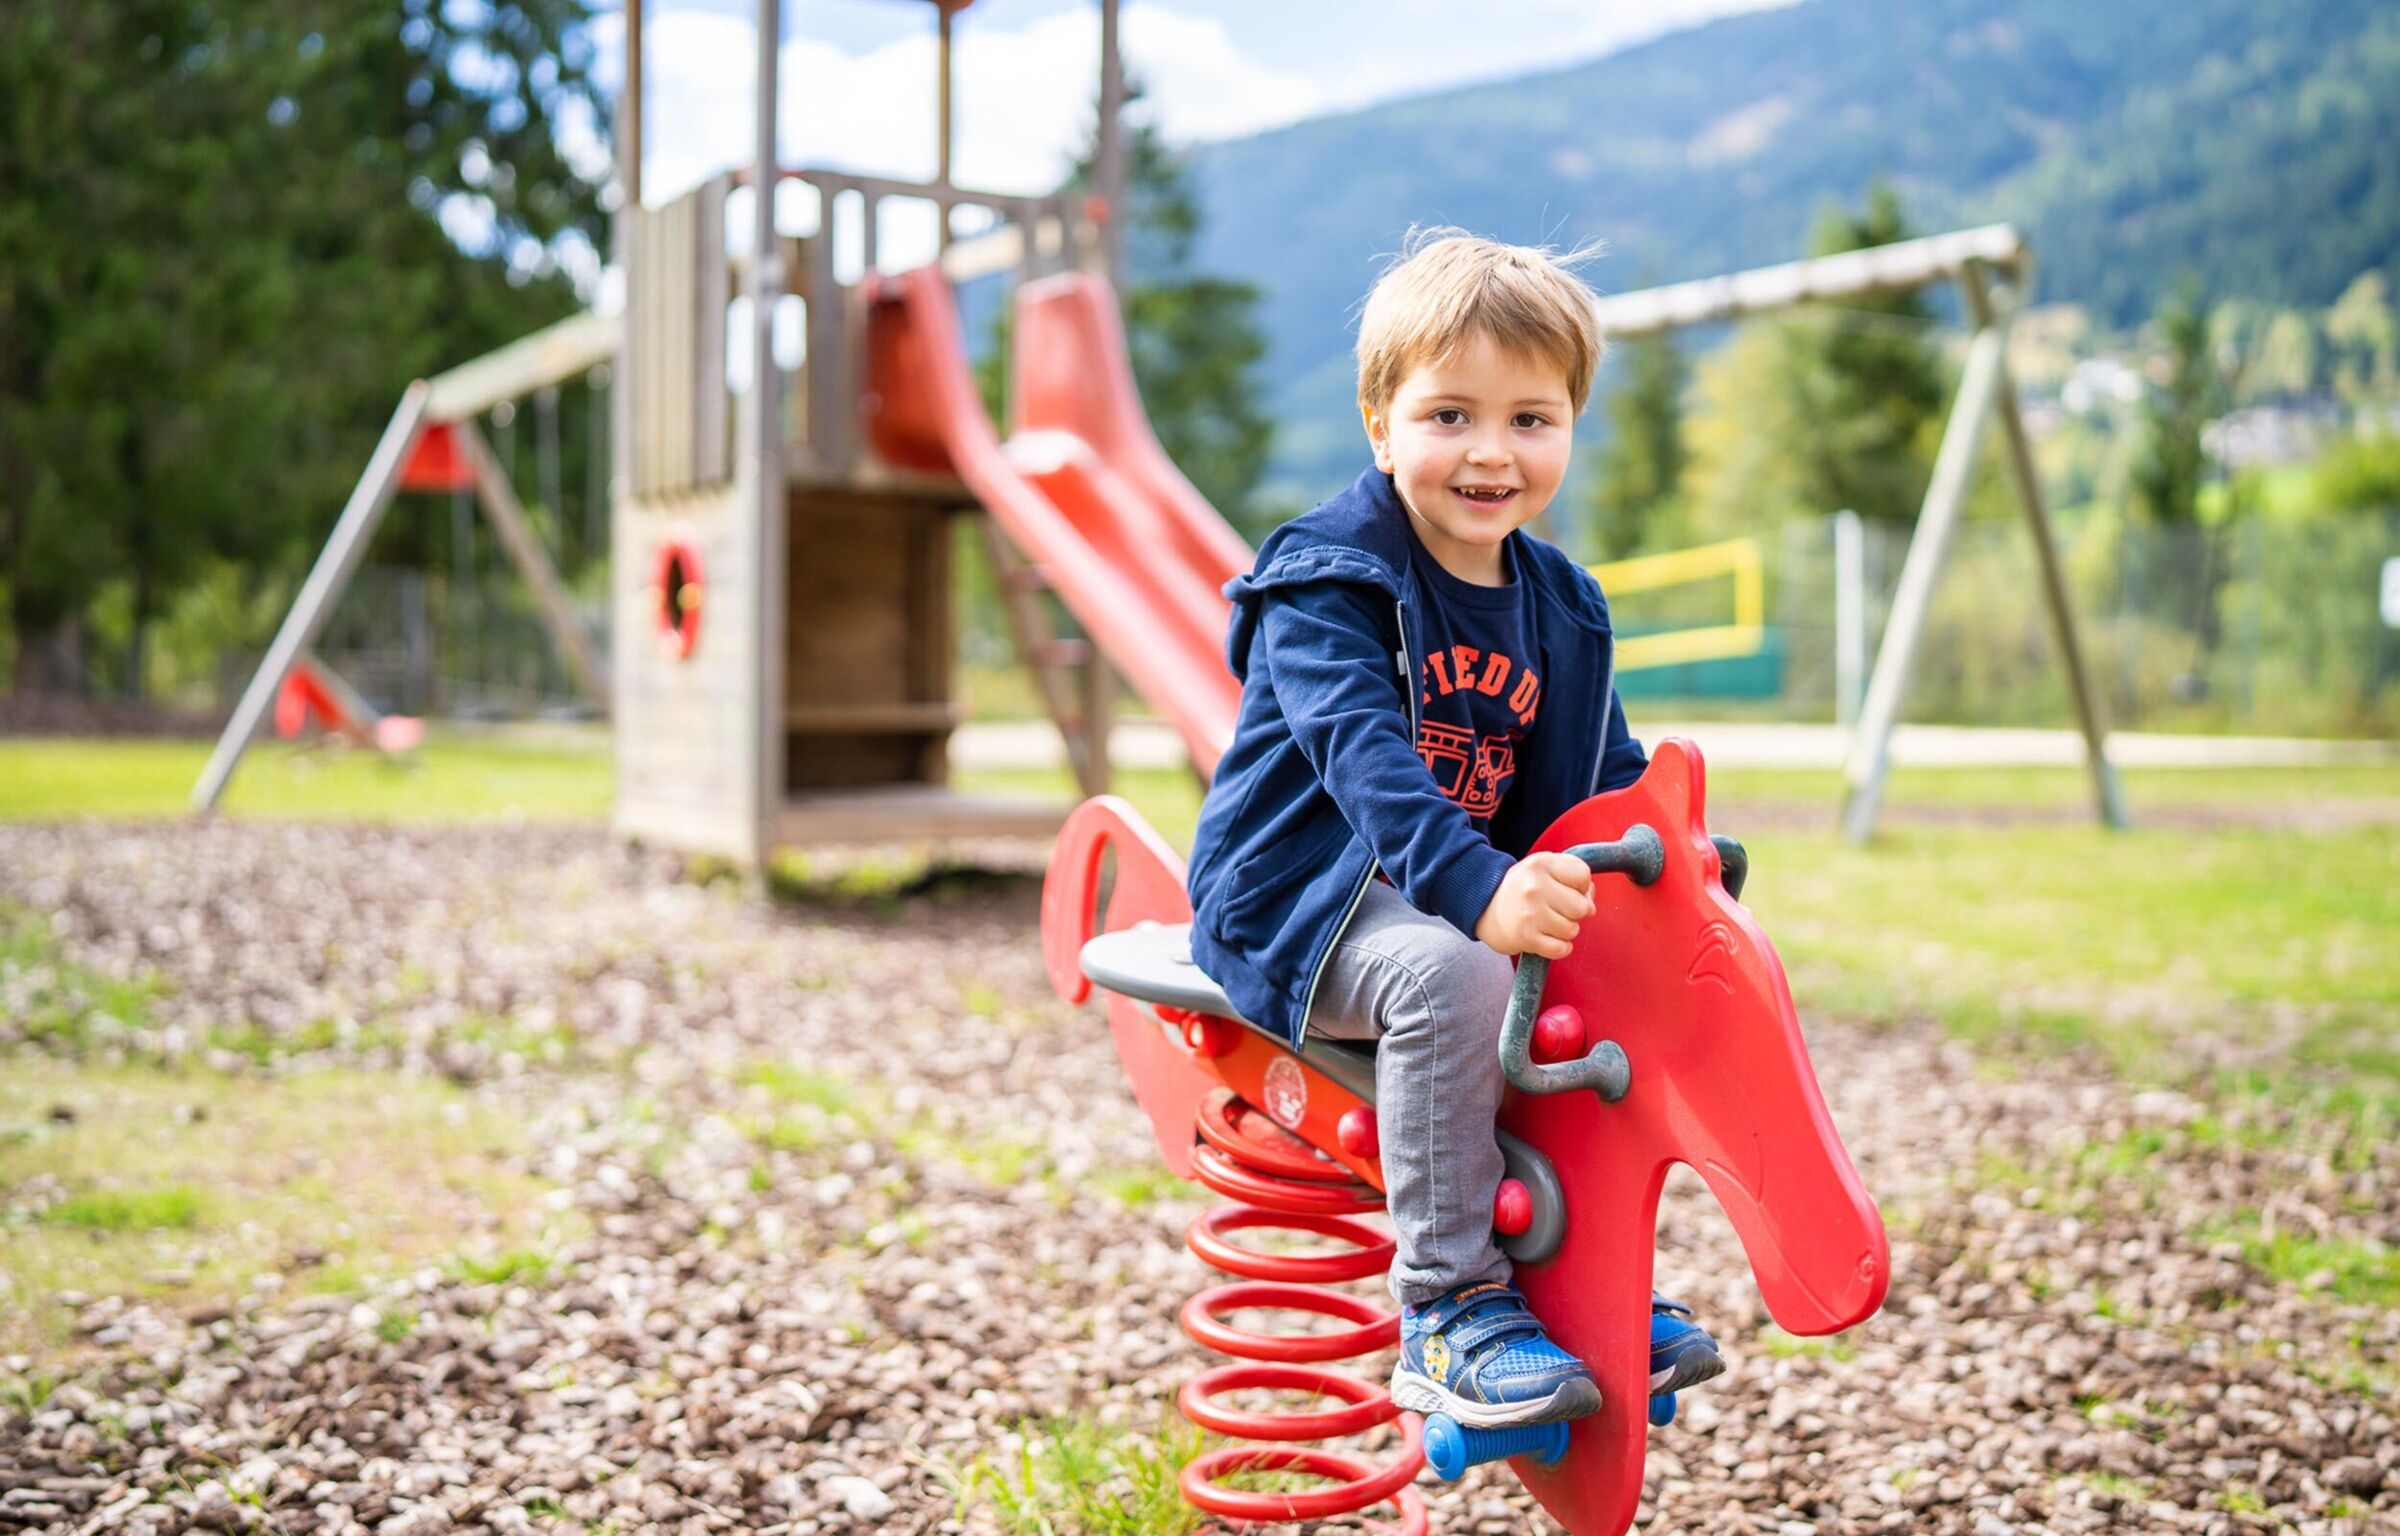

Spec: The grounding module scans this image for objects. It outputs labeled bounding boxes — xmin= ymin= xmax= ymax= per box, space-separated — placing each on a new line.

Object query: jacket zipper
xmin=1295 ymin=596 xmax=1419 ymax=1045
xmin=1588 ymin=644 xmax=1616 ymax=796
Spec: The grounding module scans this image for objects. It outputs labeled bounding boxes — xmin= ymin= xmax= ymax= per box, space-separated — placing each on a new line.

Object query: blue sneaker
xmin=1391 ymin=1281 xmax=1601 ymax=1429
xmin=1649 ymin=1292 xmax=1726 ymax=1395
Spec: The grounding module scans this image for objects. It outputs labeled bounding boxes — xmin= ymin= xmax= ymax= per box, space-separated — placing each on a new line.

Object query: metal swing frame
xmin=1588 ymin=224 xmax=2130 ymax=842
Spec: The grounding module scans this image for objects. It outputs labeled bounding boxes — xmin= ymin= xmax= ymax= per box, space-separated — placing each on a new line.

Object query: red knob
xmin=1336 ymin=1107 xmax=1379 ymax=1159
xmin=1182 ymin=1014 xmax=1237 ymax=1058
xmin=1493 ymin=1178 xmax=1533 ymax=1236
xmin=1532 ymin=1005 xmax=1586 ymax=1063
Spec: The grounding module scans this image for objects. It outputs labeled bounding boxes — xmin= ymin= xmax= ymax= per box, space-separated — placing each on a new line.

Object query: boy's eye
xmin=1514 ymin=412 xmax=1551 ymax=429
xmin=1430 ymin=408 xmax=1468 ymax=427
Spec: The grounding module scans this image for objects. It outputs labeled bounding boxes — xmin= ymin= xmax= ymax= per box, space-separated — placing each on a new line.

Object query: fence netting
xmin=1607 ymin=510 xmax=2400 ymax=737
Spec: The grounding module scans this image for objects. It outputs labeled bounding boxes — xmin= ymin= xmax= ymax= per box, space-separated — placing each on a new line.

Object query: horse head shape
xmin=1502 ymin=737 xmax=1888 ymax=1532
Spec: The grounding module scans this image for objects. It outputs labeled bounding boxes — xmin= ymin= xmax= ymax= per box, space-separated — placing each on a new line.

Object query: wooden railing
xmin=623 ymin=167 xmax=1086 ymax=496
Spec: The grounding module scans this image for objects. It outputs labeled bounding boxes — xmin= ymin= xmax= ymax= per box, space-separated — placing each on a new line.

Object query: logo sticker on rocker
xmin=1424 ymin=1335 xmax=1451 ymax=1384
xmin=1262 ymin=1057 xmax=1308 ymax=1130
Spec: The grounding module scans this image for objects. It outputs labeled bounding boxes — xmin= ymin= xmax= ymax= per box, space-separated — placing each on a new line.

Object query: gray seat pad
xmin=1079 ymin=921 xmax=1379 ymax=1104
xmin=1080 ymin=921 xmax=1241 ymax=1019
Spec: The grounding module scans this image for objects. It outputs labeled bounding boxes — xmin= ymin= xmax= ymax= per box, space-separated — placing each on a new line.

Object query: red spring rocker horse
xmin=1041 ymin=738 xmax=1889 ymax=1534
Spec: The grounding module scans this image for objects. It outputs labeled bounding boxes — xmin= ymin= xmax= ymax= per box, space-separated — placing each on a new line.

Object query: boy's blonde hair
xmin=1355 ymin=230 xmax=1606 ymax=418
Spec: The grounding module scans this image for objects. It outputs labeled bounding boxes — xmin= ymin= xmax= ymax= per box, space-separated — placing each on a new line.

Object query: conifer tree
xmin=0 ymin=3 xmax=607 ymax=694
xmin=1109 ymin=115 xmax=1274 ymax=536
xmin=1589 ymin=333 xmax=1688 ymax=558
xmin=2132 ymin=279 xmax=2223 ymax=529
xmin=1780 ymin=180 xmax=1947 ymax=524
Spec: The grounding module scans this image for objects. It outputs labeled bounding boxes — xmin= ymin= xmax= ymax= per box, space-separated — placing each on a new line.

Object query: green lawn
xmin=0 ymin=731 xmax=612 ymax=822
xmin=1735 ymin=819 xmax=2398 ymax=1086
xmin=0 ymin=1056 xmax=563 ymax=1354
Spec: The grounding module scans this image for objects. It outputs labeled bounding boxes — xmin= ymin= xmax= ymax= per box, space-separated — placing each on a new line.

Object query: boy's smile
xmin=1366 ymin=331 xmax=1575 ymax=587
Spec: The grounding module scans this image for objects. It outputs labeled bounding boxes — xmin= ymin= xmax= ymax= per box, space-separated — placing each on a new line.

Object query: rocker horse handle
xmin=1498 ymin=823 xmax=1665 ymax=1100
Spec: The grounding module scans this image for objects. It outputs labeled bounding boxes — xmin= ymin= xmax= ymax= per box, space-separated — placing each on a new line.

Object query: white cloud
xmin=1338 ymin=0 xmax=1799 ymax=102
xmin=632 ymin=4 xmax=1324 ymax=260
xmin=1118 ymin=9 xmax=1327 ymax=144
xmin=614 ymin=0 xmax=1791 ymax=275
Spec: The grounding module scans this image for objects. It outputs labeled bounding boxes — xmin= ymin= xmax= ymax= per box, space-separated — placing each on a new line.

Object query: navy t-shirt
xmin=1404 ymin=534 xmax=1544 ymax=834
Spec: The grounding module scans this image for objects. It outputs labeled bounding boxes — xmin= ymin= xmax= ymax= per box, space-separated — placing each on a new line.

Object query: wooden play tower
xmin=611 ymin=0 xmax=1134 ymax=863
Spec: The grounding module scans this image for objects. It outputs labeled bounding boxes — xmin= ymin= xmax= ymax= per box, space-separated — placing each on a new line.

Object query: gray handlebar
xmin=1496 ymin=824 xmax=1664 ymax=1100
xmin=1711 ymin=835 xmax=1748 ymax=901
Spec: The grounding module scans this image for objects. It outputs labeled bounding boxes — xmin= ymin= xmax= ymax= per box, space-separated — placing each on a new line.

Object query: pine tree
xmin=1110 ymin=116 xmax=1274 ymax=536
xmin=979 ymin=107 xmax=1274 ymax=534
xmin=1589 ymin=333 xmax=1688 ymax=559
xmin=2132 ymin=278 xmax=2224 ymax=528
xmin=2129 ymin=276 xmax=2231 ymax=654
xmin=0 ymin=2 xmax=607 ymax=695
xmin=1779 ymin=180 xmax=1948 ymax=524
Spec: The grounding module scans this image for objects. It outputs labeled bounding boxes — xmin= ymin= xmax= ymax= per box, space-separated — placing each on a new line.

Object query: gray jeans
xmin=1306 ymin=880 xmax=1516 ymax=1306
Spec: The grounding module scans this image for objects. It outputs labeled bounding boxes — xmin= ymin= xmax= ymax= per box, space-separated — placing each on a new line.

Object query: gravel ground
xmin=1 ymin=822 xmax=2392 ymax=1536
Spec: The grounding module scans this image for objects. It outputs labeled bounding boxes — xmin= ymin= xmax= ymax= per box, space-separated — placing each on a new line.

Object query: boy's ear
xmin=1361 ymin=404 xmax=1393 ymax=473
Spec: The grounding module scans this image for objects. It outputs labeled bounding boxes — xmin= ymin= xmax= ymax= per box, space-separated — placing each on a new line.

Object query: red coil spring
xmin=1176 ymin=1088 xmax=1430 ymax=1531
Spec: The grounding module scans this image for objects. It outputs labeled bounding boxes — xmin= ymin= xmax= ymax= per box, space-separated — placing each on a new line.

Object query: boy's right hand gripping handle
xmin=1496 ymin=824 xmax=1665 ymax=1101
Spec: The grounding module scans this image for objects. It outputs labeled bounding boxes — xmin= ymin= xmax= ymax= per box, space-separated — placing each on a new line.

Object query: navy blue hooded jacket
xmin=1188 ymin=468 xmax=1647 ymax=1050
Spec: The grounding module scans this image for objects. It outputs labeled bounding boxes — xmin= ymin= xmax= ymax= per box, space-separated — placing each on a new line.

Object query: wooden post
xmin=748 ymin=0 xmax=789 ymax=866
xmin=1094 ymin=0 xmax=1125 ymax=283
xmin=1958 ymin=264 xmax=2130 ymax=832
xmin=936 ymin=2 xmax=955 ymax=237
xmin=1839 ymin=321 xmax=2007 ymax=844
xmin=1082 ymin=649 xmax=1115 ymax=797
xmin=192 ymin=384 xmax=431 ymax=810
xmin=612 ymin=0 xmax=640 ymax=508
xmin=980 ymin=520 xmax=1110 ymax=795
xmin=621 ymin=0 xmax=642 ymax=210
xmin=452 ymin=420 xmax=610 ymax=712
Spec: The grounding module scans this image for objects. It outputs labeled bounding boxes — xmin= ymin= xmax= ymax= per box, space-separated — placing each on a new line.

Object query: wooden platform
xmin=772 ymin=784 xmax=1068 ymax=847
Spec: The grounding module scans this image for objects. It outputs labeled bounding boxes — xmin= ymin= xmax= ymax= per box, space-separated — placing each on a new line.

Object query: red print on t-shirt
xmin=1414 ymin=647 xmax=1540 ymax=820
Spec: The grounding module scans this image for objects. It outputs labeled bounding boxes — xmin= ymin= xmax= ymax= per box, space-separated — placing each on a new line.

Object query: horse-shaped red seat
xmin=1043 ymin=739 xmax=1888 ymax=1535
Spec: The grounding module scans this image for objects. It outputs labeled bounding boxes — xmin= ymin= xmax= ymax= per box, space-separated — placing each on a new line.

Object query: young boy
xmin=1186 ymin=233 xmax=1723 ymax=1429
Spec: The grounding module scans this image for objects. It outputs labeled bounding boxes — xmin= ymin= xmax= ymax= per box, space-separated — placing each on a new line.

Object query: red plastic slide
xmin=864 ymin=266 xmax=1249 ymax=776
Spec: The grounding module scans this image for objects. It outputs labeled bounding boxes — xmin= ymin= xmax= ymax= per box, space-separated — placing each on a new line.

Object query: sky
xmin=589 ymin=1 xmax=1803 ymax=216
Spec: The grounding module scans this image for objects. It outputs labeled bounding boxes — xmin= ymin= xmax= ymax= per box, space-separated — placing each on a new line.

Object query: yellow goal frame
xmin=1591 ymin=536 xmax=1765 ymax=672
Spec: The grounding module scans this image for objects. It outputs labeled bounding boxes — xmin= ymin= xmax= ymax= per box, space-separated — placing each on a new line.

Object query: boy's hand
xmin=1475 ymin=852 xmax=1596 ymax=960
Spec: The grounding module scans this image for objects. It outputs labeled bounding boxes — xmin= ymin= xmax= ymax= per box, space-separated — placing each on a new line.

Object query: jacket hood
xmin=1221 ymin=468 xmax=1613 ymax=679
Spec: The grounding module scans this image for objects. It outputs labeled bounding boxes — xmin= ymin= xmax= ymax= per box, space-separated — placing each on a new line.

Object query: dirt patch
xmin=0 ymin=695 xmax=226 ymax=740
xmin=0 ymin=822 xmax=2391 ymax=1535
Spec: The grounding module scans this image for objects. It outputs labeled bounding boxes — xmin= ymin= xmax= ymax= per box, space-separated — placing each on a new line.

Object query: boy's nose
xmin=1465 ymin=435 xmax=1511 ymax=466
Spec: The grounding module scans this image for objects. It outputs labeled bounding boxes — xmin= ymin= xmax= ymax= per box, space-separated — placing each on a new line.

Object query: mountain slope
xmin=1180 ymin=0 xmax=2400 ymax=496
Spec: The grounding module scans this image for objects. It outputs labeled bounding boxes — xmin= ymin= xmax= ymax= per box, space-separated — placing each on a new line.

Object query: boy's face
xmin=1364 ymin=330 xmax=1575 ymax=585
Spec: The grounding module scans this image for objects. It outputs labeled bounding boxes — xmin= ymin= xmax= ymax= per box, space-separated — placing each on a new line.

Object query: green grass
xmin=2197 ymin=1217 xmax=2398 ymax=1309
xmin=1701 ymin=761 xmax=2400 ymax=812
xmin=1091 ymin=1165 xmax=1188 ymax=1210
xmin=2 ymin=912 xmax=167 ymax=1055
xmin=0 ymin=1058 xmax=561 ymax=1354
xmin=0 ymin=730 xmax=611 ymax=821
xmin=736 ymin=1062 xmax=861 ymax=1116
xmin=449 ymin=1247 xmax=562 ymax=1288
xmin=1756 ymin=1323 xmax=1857 ymax=1361
xmin=1726 ymin=815 xmax=2399 ymax=1092
xmin=945 ymin=1415 xmax=1209 ymax=1536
